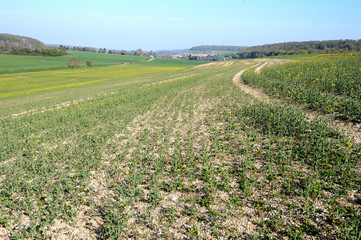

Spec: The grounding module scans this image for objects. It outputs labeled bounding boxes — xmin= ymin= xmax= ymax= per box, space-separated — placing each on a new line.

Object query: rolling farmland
xmin=0 ymin=54 xmax=360 ymax=239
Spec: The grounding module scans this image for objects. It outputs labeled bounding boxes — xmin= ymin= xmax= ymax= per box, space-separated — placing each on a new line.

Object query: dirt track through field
xmin=233 ymin=60 xmax=361 ymax=144
xmin=232 ymin=61 xmax=269 ymax=102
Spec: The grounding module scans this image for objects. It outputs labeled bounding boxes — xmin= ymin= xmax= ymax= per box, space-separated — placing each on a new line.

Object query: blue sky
xmin=1 ymin=0 xmax=360 ymax=50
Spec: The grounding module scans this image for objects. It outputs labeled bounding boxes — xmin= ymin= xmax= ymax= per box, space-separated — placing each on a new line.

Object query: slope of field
xmin=0 ymin=58 xmax=360 ymax=239
xmin=65 ymin=51 xmax=149 ymax=66
xmin=0 ymin=54 xmax=67 ymax=74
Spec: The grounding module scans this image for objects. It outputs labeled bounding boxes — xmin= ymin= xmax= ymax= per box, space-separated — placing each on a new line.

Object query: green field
xmin=0 ymin=55 xmax=360 ymax=239
xmin=0 ymin=51 xmax=148 ymax=74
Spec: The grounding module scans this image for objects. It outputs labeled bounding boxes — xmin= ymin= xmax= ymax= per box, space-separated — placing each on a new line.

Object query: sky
xmin=1 ymin=0 xmax=361 ymax=50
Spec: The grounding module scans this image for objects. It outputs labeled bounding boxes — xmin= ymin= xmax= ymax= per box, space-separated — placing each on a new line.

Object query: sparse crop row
xmin=242 ymin=54 xmax=361 ymax=122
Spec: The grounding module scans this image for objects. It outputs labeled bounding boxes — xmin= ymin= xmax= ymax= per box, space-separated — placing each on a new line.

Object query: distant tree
xmin=84 ymin=47 xmax=96 ymax=52
xmin=68 ymin=57 xmax=81 ymax=68
xmin=188 ymin=54 xmax=198 ymax=60
xmin=108 ymin=50 xmax=112 ymax=54
xmin=135 ymin=49 xmax=143 ymax=56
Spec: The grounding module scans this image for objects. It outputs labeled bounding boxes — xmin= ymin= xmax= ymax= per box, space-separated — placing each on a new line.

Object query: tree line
xmin=8 ymin=47 xmax=67 ymax=56
xmin=231 ymin=39 xmax=361 ymax=59
xmin=58 ymin=45 xmax=155 ymax=57
xmin=0 ymin=33 xmax=156 ymax=57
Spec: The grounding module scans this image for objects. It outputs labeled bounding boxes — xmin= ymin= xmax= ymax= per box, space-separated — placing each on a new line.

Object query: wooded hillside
xmin=0 ymin=33 xmax=45 ymax=51
xmin=0 ymin=33 xmax=66 ymax=56
xmin=232 ymin=39 xmax=361 ymax=59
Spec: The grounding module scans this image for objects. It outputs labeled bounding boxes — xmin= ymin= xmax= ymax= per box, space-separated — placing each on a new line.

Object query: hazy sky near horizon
xmin=1 ymin=0 xmax=361 ymax=50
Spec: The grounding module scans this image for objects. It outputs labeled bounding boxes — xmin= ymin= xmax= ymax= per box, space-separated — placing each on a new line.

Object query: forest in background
xmin=231 ymin=39 xmax=361 ymax=59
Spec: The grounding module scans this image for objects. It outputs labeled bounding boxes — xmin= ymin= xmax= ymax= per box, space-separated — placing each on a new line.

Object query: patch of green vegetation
xmin=0 ymin=54 xmax=66 ymax=74
xmin=0 ymin=52 xmax=146 ymax=74
xmin=65 ymin=51 xmax=148 ymax=66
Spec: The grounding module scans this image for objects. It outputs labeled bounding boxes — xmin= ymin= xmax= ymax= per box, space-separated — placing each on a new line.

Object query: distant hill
xmin=0 ymin=33 xmax=45 ymax=51
xmin=156 ymin=45 xmax=248 ymax=57
xmin=155 ymin=49 xmax=188 ymax=56
xmin=189 ymin=45 xmax=248 ymax=53
xmin=233 ymin=39 xmax=361 ymax=59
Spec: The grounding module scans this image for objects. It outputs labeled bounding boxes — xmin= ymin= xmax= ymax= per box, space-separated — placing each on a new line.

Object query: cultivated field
xmin=0 ymin=54 xmax=360 ymax=239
